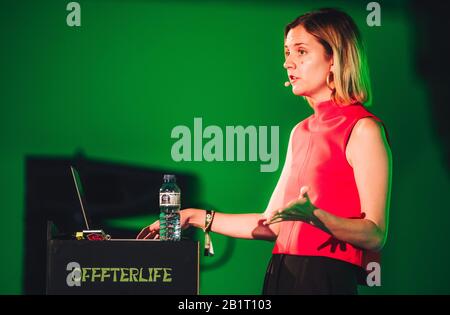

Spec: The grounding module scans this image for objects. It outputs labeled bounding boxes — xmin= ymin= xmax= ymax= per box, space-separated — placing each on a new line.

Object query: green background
xmin=1 ymin=0 xmax=449 ymax=294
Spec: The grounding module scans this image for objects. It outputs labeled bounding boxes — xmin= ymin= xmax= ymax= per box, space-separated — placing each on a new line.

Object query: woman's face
xmin=284 ymin=25 xmax=334 ymax=102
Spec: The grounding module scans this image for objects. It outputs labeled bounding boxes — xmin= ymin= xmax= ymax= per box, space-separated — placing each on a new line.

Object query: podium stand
xmin=46 ymin=239 xmax=199 ymax=295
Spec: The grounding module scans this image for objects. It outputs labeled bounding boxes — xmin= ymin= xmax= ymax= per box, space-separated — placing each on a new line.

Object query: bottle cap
xmin=163 ymin=174 xmax=176 ymax=182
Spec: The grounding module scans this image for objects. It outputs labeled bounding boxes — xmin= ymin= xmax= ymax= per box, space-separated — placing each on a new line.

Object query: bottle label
xmin=160 ymin=192 xmax=180 ymax=206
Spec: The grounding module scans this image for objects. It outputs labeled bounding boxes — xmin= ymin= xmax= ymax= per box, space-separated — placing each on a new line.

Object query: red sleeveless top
xmin=265 ymin=99 xmax=386 ymax=267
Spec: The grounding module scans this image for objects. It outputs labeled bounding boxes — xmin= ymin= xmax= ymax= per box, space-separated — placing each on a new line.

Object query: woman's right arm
xmin=187 ymin=208 xmax=280 ymax=241
xmin=136 ymin=208 xmax=280 ymax=241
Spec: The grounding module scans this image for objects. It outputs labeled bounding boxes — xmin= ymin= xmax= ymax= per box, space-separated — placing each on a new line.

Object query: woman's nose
xmin=283 ymin=58 xmax=295 ymax=70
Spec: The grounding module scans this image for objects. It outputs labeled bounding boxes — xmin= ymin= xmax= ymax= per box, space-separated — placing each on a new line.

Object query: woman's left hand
xmin=264 ymin=186 xmax=334 ymax=234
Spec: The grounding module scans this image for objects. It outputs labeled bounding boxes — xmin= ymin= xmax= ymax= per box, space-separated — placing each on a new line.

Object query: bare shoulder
xmin=346 ymin=117 xmax=389 ymax=167
xmin=353 ymin=117 xmax=384 ymax=136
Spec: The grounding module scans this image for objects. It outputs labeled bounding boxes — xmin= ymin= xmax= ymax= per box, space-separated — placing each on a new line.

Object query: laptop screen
xmin=70 ymin=166 xmax=91 ymax=230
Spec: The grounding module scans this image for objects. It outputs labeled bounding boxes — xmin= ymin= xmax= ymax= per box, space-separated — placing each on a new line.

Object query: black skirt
xmin=262 ymin=254 xmax=359 ymax=295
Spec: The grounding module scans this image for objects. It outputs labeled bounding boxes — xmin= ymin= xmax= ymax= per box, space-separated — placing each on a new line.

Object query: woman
xmin=137 ymin=8 xmax=392 ymax=295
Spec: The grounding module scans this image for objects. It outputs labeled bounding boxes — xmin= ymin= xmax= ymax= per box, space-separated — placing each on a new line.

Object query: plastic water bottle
xmin=159 ymin=174 xmax=181 ymax=241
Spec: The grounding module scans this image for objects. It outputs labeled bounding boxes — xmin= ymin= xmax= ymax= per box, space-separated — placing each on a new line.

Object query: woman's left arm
xmin=314 ymin=117 xmax=392 ymax=252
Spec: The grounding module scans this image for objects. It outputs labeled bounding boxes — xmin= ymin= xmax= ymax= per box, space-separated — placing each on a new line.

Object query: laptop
xmin=70 ymin=166 xmax=111 ymax=240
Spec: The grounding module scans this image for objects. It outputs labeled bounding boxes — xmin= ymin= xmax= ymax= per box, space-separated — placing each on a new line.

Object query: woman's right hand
xmin=136 ymin=208 xmax=193 ymax=239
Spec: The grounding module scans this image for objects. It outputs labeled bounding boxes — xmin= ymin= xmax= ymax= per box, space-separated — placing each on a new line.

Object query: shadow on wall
xmin=411 ymin=0 xmax=450 ymax=172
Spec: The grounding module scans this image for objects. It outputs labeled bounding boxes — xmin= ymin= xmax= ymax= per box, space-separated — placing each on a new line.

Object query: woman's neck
xmin=306 ymin=90 xmax=333 ymax=110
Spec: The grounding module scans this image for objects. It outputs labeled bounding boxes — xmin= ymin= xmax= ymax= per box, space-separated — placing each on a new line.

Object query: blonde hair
xmin=285 ymin=8 xmax=372 ymax=106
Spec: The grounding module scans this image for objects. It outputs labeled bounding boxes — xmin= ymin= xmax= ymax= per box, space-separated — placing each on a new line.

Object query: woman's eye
xmin=284 ymin=51 xmax=290 ymax=56
xmin=298 ymin=49 xmax=306 ymax=55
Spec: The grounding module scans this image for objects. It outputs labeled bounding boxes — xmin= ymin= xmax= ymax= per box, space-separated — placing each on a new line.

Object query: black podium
xmin=46 ymin=239 xmax=199 ymax=295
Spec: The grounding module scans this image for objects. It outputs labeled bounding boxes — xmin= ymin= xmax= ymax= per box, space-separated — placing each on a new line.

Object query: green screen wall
xmin=1 ymin=0 xmax=449 ymax=294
